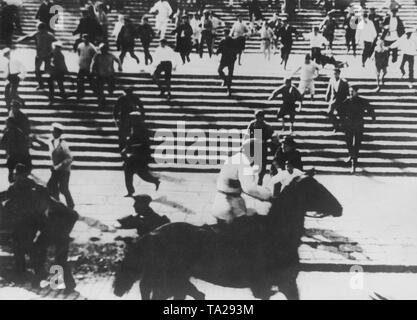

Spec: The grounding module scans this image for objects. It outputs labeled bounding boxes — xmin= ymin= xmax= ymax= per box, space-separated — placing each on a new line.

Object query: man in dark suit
xmin=113 ymin=88 xmax=145 ymax=151
xmin=382 ymin=9 xmax=405 ymax=63
xmin=35 ymin=0 xmax=55 ymax=32
xmin=268 ymin=77 xmax=303 ymax=133
xmin=276 ymin=19 xmax=301 ymax=70
xmin=121 ymin=116 xmax=160 ymax=197
xmin=339 ymin=86 xmax=376 ymax=173
xmin=326 ymin=68 xmax=350 ymax=132
xmin=246 ymin=110 xmax=274 ymax=185
xmin=368 ymin=7 xmax=383 ymax=35
xmin=216 ymin=29 xmax=238 ymax=96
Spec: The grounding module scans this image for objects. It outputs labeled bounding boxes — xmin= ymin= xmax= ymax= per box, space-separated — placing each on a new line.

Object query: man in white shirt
xmin=1 ymin=48 xmax=26 ymax=110
xmin=391 ymin=30 xmax=417 ymax=88
xmin=305 ymin=26 xmax=328 ymax=64
xmin=357 ymin=13 xmax=377 ymax=67
xmin=36 ymin=123 xmax=75 ymax=209
xmin=326 ymin=68 xmax=350 ymax=131
xmin=230 ymin=15 xmax=249 ymax=65
xmin=76 ymin=34 xmax=97 ymax=101
xmin=150 ymin=0 xmax=173 ymax=40
xmin=293 ymin=53 xmax=320 ymax=101
xmin=267 ymin=159 xmax=304 ymax=197
xmin=151 ymin=39 xmax=180 ymax=99
xmin=212 ymin=139 xmax=272 ymax=223
xmin=190 ymin=13 xmax=202 ymax=53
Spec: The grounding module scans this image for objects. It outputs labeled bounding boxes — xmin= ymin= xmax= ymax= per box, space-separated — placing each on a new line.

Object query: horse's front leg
xmin=276 ymin=267 xmax=300 ymax=300
xmin=55 ymin=238 xmax=76 ymax=292
xmin=183 ymin=280 xmax=205 ymax=300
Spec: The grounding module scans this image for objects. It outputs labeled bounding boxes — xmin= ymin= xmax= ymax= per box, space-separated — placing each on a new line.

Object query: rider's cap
xmin=51 ymin=122 xmax=65 ymax=131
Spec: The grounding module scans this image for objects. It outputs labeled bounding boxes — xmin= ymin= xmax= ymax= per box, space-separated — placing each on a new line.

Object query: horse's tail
xmin=113 ymin=234 xmax=150 ymax=297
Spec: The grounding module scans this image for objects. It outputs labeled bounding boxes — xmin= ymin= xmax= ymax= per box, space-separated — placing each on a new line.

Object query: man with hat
xmin=0 ymin=163 xmax=50 ymax=273
xmin=1 ymin=0 xmax=22 ymax=47
xmin=390 ymin=29 xmax=417 ymax=88
xmin=368 ymin=6 xmax=383 ymax=35
xmin=212 ymin=139 xmax=272 ymax=224
xmin=246 ymin=110 xmax=274 ymax=185
xmin=276 ymin=18 xmax=301 ymax=70
xmin=36 ymin=123 xmax=75 ymax=208
xmin=151 ymin=39 xmax=180 ymax=99
xmin=339 ymin=86 xmax=376 ymax=173
xmin=91 ymin=43 xmax=123 ymax=107
xmin=199 ymin=10 xmax=214 ymax=58
xmin=357 ymin=13 xmax=377 ymax=67
xmin=117 ymin=194 xmax=170 ymax=235
xmin=17 ymin=22 xmax=57 ymax=90
xmin=35 ymin=0 xmax=54 ymax=32
xmin=8 ymin=99 xmax=30 ymax=137
xmin=326 ymin=68 xmax=350 ymax=132
xmin=76 ymin=34 xmax=97 ymax=101
xmin=113 ymin=88 xmax=145 ymax=151
xmin=1 ymin=47 xmax=26 ymax=110
xmin=268 ymin=77 xmax=303 ymax=133
xmin=137 ymin=16 xmax=155 ymax=66
xmin=230 ymin=15 xmax=249 ymax=66
xmin=48 ymin=41 xmax=68 ymax=103
xmin=271 ymin=135 xmax=303 ymax=176
xmin=173 ymin=14 xmax=193 ymax=64
xmin=73 ymin=7 xmax=102 ymax=47
xmin=382 ymin=8 xmax=405 ymax=63
xmin=121 ymin=117 xmax=160 ymax=197
xmin=216 ymin=29 xmax=238 ymax=96
xmin=1 ymin=116 xmax=32 ymax=183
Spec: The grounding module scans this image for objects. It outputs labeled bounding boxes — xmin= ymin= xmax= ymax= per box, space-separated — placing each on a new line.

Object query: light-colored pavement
xmin=1 ymin=169 xmax=417 ymax=299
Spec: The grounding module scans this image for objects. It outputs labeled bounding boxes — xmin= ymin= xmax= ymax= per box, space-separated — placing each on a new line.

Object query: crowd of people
xmin=0 ymin=0 xmax=415 ymax=203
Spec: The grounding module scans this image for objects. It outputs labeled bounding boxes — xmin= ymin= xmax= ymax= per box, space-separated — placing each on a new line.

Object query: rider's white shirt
xmin=267 ymin=168 xmax=304 ymax=194
xmin=212 ymin=152 xmax=272 ymax=222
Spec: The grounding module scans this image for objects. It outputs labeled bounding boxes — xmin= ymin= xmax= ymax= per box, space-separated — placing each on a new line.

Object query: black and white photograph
xmin=0 ymin=0 xmax=416 ymax=303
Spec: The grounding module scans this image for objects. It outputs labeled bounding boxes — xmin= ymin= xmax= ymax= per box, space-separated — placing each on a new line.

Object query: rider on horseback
xmin=212 ymin=139 xmax=272 ymax=223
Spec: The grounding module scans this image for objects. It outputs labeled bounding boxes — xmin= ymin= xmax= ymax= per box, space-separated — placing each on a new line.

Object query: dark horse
xmin=113 ymin=175 xmax=343 ymax=300
xmin=0 ymin=189 xmax=78 ymax=291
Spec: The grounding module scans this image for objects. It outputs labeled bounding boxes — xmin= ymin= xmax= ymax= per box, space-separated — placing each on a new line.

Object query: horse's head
xmin=274 ymin=175 xmax=343 ymax=219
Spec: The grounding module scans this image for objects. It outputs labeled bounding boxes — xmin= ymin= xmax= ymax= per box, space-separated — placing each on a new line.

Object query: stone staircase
xmin=6 ymin=0 xmax=417 ymax=54
xmin=1 ymin=72 xmax=417 ymax=175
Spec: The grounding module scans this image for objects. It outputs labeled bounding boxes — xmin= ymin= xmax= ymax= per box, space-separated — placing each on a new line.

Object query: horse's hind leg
xmin=276 ymin=268 xmax=300 ymax=300
xmin=278 ymin=277 xmax=299 ymax=300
